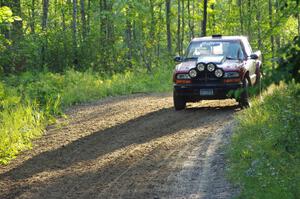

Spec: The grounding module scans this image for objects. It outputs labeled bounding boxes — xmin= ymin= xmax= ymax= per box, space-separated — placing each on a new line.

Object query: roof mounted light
xmin=212 ymin=34 xmax=222 ymax=38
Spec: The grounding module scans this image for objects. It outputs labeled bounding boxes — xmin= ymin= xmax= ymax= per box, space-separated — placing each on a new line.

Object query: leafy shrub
xmin=227 ymin=82 xmax=300 ymax=199
xmin=276 ymin=36 xmax=300 ymax=83
xmin=0 ymin=82 xmax=45 ymax=164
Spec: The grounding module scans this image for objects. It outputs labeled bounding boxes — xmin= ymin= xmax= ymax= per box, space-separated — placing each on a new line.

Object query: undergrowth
xmin=0 ymin=65 xmax=172 ymax=164
xmin=227 ymin=82 xmax=300 ymax=199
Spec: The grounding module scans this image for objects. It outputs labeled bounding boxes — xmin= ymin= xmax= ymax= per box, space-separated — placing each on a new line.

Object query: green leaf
xmin=1 ymin=6 xmax=12 ymax=17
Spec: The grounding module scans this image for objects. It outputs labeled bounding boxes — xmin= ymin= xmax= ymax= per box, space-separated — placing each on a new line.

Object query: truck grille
xmin=192 ymin=72 xmax=223 ymax=84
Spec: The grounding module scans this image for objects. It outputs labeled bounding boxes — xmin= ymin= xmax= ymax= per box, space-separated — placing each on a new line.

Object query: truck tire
xmin=173 ymin=91 xmax=186 ymax=110
xmin=255 ymin=67 xmax=261 ymax=86
xmin=239 ymin=77 xmax=250 ymax=108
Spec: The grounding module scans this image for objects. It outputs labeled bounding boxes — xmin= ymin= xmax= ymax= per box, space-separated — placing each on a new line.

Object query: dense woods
xmin=0 ymin=1 xmax=299 ymax=198
xmin=0 ymin=0 xmax=299 ymax=74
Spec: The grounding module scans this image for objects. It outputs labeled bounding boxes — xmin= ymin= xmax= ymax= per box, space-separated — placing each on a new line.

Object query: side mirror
xmin=250 ymin=50 xmax=262 ymax=60
xmin=174 ymin=56 xmax=183 ymax=62
xmin=250 ymin=54 xmax=259 ymax=60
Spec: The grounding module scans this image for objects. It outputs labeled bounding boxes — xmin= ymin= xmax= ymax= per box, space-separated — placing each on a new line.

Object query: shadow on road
xmin=0 ymin=102 xmax=239 ymax=199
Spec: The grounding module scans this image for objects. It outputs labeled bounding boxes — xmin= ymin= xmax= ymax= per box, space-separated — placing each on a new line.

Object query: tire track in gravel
xmin=0 ymin=93 xmax=239 ymax=199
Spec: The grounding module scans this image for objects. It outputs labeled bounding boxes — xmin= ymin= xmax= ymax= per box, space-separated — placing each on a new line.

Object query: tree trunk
xmin=210 ymin=3 xmax=215 ymax=33
xmin=107 ymin=2 xmax=114 ymax=45
xmin=247 ymin=0 xmax=252 ymax=38
xmin=269 ymin=0 xmax=275 ymax=69
xmin=157 ymin=3 xmax=163 ymax=59
xmin=148 ymin=0 xmax=156 ymax=70
xmin=30 ymin=0 xmax=35 ymax=34
xmin=165 ymin=0 xmax=172 ymax=54
xmin=12 ymin=0 xmax=22 ymax=38
xmin=192 ymin=0 xmax=195 ymax=37
xmin=150 ymin=0 xmax=155 ymax=41
xmin=181 ymin=0 xmax=185 ymax=54
xmin=87 ymin=0 xmax=91 ymax=34
xmin=80 ymin=0 xmax=86 ymax=41
xmin=99 ymin=0 xmax=114 ymax=70
xmin=187 ymin=0 xmax=194 ymax=39
xmin=54 ymin=0 xmax=58 ymax=28
xmin=125 ymin=8 xmax=132 ymax=67
xmin=177 ymin=0 xmax=181 ymax=55
xmin=41 ymin=0 xmax=49 ymax=66
xmin=72 ymin=0 xmax=78 ymax=66
xmin=298 ymin=9 xmax=300 ymax=35
xmin=275 ymin=0 xmax=281 ymax=49
xmin=61 ymin=3 xmax=68 ymax=67
xmin=201 ymin=0 xmax=208 ymax=36
xmin=238 ymin=0 xmax=244 ymax=34
xmin=42 ymin=0 xmax=49 ymax=31
xmin=256 ymin=2 xmax=262 ymax=50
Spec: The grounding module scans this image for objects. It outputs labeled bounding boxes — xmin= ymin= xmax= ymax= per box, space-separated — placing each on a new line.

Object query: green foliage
xmin=276 ymin=36 xmax=300 ymax=82
xmin=0 ymin=6 xmax=17 ymax=23
xmin=0 ymin=6 xmax=12 ymax=54
xmin=0 ymin=82 xmax=45 ymax=165
xmin=227 ymin=82 xmax=300 ymax=199
xmin=0 ymin=0 xmax=298 ymax=76
xmin=0 ymin=64 xmax=172 ymax=164
xmin=0 ymin=5 xmax=21 ymax=73
xmin=61 ymin=66 xmax=171 ymax=106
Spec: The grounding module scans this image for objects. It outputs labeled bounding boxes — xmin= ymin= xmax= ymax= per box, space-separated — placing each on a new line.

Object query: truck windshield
xmin=185 ymin=41 xmax=244 ymax=60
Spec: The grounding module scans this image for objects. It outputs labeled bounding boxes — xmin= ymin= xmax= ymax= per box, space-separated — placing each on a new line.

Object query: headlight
xmin=223 ymin=72 xmax=240 ymax=78
xmin=196 ymin=63 xmax=206 ymax=72
xmin=215 ymin=69 xmax=224 ymax=78
xmin=207 ymin=63 xmax=216 ymax=72
xmin=189 ymin=69 xmax=197 ymax=78
xmin=176 ymin=73 xmax=191 ymax=79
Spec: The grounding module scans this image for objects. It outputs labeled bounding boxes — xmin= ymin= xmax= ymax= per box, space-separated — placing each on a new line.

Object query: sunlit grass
xmin=227 ymin=82 xmax=300 ymax=199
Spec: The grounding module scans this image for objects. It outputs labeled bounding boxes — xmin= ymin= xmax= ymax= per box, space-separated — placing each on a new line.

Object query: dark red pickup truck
xmin=173 ymin=35 xmax=262 ymax=110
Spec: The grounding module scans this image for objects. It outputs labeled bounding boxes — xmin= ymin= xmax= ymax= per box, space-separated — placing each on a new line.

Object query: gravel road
xmin=0 ymin=93 xmax=239 ymax=199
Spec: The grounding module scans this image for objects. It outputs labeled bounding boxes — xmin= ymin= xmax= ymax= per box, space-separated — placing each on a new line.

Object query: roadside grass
xmin=227 ymin=82 xmax=300 ymax=199
xmin=0 ymin=65 xmax=173 ymax=164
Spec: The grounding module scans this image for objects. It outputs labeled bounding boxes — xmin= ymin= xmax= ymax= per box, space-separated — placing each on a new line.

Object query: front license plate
xmin=200 ymin=89 xmax=214 ymax=96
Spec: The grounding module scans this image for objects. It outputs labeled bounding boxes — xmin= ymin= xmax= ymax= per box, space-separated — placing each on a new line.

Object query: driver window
xmin=225 ymin=42 xmax=244 ymax=59
xmin=238 ymin=48 xmax=244 ymax=60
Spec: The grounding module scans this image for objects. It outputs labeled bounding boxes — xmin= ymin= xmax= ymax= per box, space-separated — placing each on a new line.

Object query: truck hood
xmin=175 ymin=58 xmax=244 ymax=72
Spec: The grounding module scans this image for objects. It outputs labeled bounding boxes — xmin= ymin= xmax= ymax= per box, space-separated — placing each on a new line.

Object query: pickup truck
xmin=173 ymin=35 xmax=262 ymax=110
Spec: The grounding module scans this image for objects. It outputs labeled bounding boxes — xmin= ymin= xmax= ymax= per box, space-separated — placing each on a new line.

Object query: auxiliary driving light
xmin=215 ymin=68 xmax=224 ymax=78
xmin=196 ymin=63 xmax=206 ymax=72
xmin=189 ymin=69 xmax=197 ymax=78
xmin=207 ymin=63 xmax=216 ymax=72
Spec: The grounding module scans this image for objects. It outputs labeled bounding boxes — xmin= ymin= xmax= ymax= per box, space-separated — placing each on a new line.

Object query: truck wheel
xmin=255 ymin=69 xmax=262 ymax=97
xmin=173 ymin=91 xmax=186 ymax=110
xmin=255 ymin=68 xmax=261 ymax=86
xmin=239 ymin=77 xmax=250 ymax=108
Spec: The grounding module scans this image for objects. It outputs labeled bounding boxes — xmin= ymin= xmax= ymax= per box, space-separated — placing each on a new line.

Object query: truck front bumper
xmin=174 ymin=83 xmax=243 ymax=101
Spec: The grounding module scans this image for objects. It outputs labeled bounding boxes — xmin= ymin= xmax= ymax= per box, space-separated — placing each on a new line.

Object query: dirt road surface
xmin=0 ymin=93 xmax=239 ymax=199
